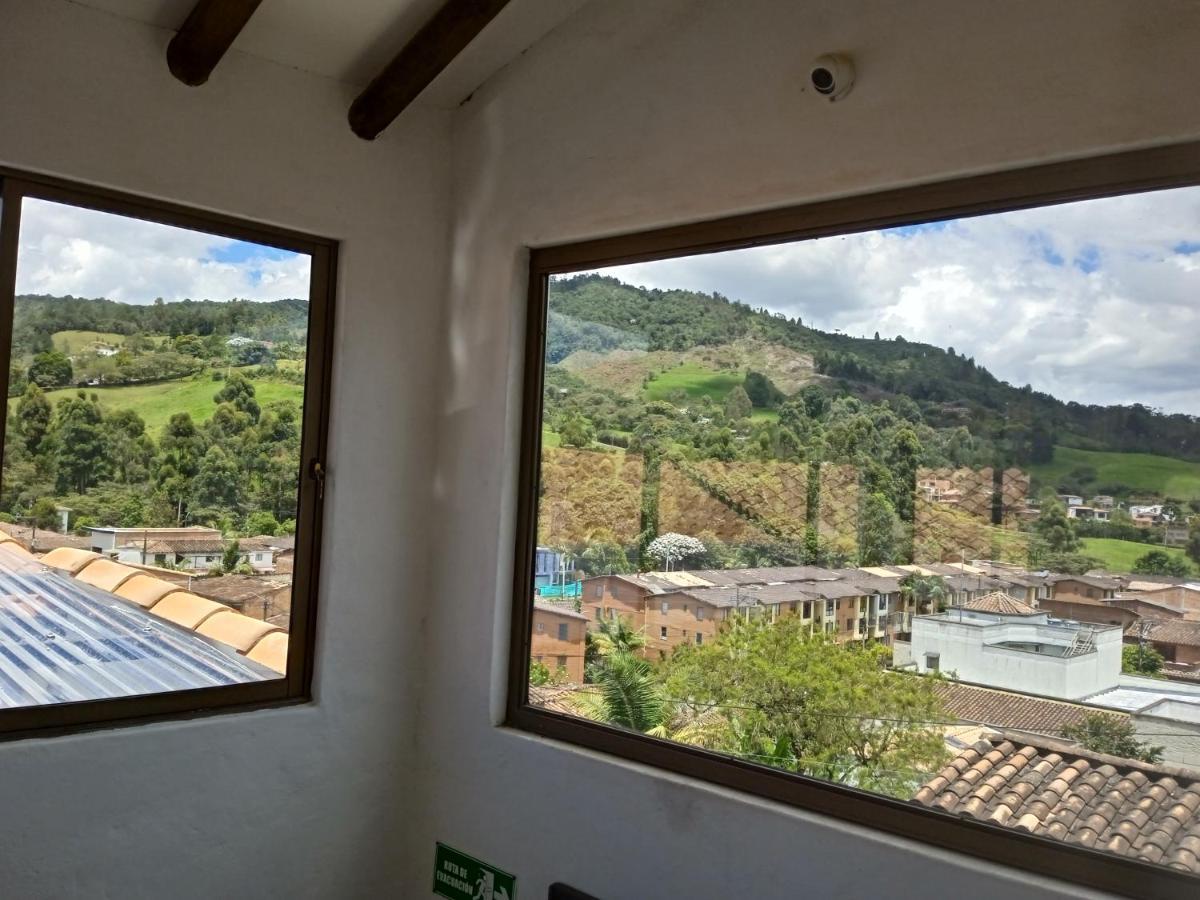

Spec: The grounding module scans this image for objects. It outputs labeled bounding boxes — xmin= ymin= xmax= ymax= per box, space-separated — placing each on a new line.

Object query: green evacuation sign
xmin=433 ymin=843 xmax=516 ymax=900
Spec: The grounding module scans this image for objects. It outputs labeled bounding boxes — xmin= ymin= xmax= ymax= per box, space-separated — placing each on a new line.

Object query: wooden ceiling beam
xmin=349 ymin=0 xmax=512 ymax=141
xmin=167 ymin=0 xmax=264 ymax=87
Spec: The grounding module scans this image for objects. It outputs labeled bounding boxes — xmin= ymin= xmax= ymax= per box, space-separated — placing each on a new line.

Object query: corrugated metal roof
xmin=0 ymin=546 xmax=277 ymax=709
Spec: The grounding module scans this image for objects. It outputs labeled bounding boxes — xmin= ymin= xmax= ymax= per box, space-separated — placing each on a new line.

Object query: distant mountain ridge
xmin=549 ymin=273 xmax=1200 ymax=463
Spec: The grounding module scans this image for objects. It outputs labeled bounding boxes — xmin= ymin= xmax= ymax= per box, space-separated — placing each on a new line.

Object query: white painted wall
xmin=910 ymin=614 xmax=1122 ymax=700
xmin=422 ymin=1 xmax=1200 ymax=897
xmin=6 ymin=0 xmax=1200 ymax=897
xmin=0 ymin=2 xmax=450 ymax=897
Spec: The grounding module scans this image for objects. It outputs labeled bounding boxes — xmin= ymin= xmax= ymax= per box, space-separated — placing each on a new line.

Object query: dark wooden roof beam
xmin=167 ymin=0 xmax=264 ymax=87
xmin=349 ymin=0 xmax=511 ymax=140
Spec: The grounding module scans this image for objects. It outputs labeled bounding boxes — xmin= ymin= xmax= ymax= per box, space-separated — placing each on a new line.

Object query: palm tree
xmin=901 ymin=574 xmax=947 ymax=615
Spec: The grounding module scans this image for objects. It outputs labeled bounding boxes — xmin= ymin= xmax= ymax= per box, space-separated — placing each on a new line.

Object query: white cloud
xmin=597 ymin=185 xmax=1200 ymax=414
xmin=15 ymin=199 xmax=311 ymax=304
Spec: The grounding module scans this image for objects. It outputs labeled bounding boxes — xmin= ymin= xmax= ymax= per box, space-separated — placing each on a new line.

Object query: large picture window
xmin=0 ymin=171 xmax=334 ymax=733
xmin=509 ymin=143 xmax=1200 ymax=896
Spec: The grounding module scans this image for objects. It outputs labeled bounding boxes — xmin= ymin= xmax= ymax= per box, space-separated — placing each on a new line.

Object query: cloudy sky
xmin=599 ymin=185 xmax=1200 ymax=415
xmin=16 ymin=198 xmax=311 ymax=305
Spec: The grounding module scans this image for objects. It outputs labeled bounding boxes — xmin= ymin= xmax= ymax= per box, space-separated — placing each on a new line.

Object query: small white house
xmin=907 ymin=591 xmax=1122 ymax=700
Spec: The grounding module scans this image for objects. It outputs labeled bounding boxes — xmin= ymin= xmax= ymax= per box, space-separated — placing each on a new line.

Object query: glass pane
xmin=0 ymin=197 xmax=312 ymax=704
xmin=527 ymin=185 xmax=1200 ymax=877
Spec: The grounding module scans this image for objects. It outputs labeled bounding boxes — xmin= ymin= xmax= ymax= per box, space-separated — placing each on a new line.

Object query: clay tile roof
xmin=40 ymin=547 xmax=102 ymax=575
xmin=246 ymin=631 xmax=288 ymax=674
xmin=962 ymin=591 xmax=1039 ymax=616
xmin=532 ymin=600 xmax=589 ymax=620
xmin=913 ymin=733 xmax=1200 ymax=874
xmin=1128 ymin=619 xmax=1200 ymax=649
xmin=195 ymin=611 xmax=283 ymax=653
xmin=150 ymin=591 xmax=229 ymax=629
xmin=114 ymin=573 xmax=184 ymax=608
xmin=933 ymin=682 xmax=1127 ymax=737
xmin=73 ymin=558 xmax=141 ymax=593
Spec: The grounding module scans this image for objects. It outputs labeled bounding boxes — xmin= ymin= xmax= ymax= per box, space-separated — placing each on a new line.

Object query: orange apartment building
xmin=530 ymin=601 xmax=588 ymax=682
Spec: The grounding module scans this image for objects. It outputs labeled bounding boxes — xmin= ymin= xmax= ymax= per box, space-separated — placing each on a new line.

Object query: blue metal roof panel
xmin=0 ymin=546 xmax=277 ymax=709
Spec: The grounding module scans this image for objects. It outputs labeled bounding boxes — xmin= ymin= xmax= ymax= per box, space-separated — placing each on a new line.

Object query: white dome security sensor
xmin=811 ymin=54 xmax=855 ymax=101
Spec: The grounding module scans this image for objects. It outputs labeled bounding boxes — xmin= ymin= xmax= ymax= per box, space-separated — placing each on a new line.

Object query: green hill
xmin=1080 ymin=537 xmax=1192 ymax=574
xmin=18 ymin=373 xmax=303 ymax=434
xmin=1030 ymin=446 xmax=1200 ymax=501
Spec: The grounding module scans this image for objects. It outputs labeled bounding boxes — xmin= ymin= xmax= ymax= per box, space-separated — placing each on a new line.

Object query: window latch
xmin=310 ymin=459 xmax=326 ymax=500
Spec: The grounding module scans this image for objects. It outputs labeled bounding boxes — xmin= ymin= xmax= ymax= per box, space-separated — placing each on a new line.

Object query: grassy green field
xmin=1030 ymin=445 xmax=1200 ymax=500
xmin=1080 ymin=537 xmax=1191 ymax=573
xmin=643 ymin=362 xmax=742 ymax=404
xmin=51 ymin=330 xmax=126 ymax=355
xmin=21 ymin=374 xmax=303 ymax=434
xmin=642 ymin=362 xmax=779 ymax=422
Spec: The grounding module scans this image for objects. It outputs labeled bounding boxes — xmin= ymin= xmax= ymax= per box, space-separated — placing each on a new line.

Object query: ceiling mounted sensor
xmin=810 ymin=53 xmax=855 ymax=102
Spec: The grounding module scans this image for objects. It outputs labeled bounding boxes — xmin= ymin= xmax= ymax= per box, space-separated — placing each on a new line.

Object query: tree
xmin=858 ymin=492 xmax=900 ymax=566
xmin=901 ymin=574 xmax=947 ymax=615
xmin=191 ymin=446 xmax=243 ymax=519
xmin=50 ymin=393 xmax=107 ymax=493
xmin=1032 ymin=492 xmax=1080 ymax=554
xmin=661 ymin=616 xmax=949 ymax=797
xmin=1187 ymin=531 xmax=1200 ymax=568
xmin=723 ymin=385 xmax=752 ymax=421
xmin=214 ymin=373 xmax=260 ymax=422
xmin=1132 ymin=549 xmax=1192 ymax=578
xmin=245 ymin=510 xmax=281 ymax=536
xmin=222 ymin=539 xmax=242 ymax=573
xmin=579 ymin=540 xmax=633 ymax=575
xmin=1062 ymin=713 xmax=1164 ymax=764
xmin=14 ymin=384 xmax=51 ymax=453
xmin=27 ymin=351 xmax=72 ymax=388
xmin=1122 ymin=643 xmax=1164 ymax=677
xmin=559 ymin=412 xmax=595 ymax=449
xmin=743 ymin=371 xmax=783 ymax=408
xmin=646 ymin=532 xmax=706 ymax=571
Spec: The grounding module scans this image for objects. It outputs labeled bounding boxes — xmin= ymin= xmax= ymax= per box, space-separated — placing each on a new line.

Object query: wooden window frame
xmin=506 ymin=141 xmax=1200 ymax=898
xmin=0 ymin=166 xmax=336 ymax=738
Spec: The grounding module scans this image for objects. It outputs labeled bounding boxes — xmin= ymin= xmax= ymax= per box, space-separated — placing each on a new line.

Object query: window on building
xmin=595 ymin=607 xmax=603 ymax=621
xmin=0 ymin=170 xmax=334 ymax=735
xmin=556 ymin=656 xmax=567 ymax=670
xmin=594 ymin=584 xmax=602 ymax=597
xmin=660 ymin=626 xmax=668 ymax=639
xmin=536 ymin=622 xmax=545 ymax=633
xmin=558 ymin=623 xmax=569 ymax=641
xmin=513 ymin=153 xmax=1200 ymax=891
xmin=661 ymin=601 xmax=670 ymax=614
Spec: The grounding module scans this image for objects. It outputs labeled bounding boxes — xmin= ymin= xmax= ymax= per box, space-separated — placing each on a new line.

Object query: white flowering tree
xmin=646 ymin=532 xmax=706 ymax=571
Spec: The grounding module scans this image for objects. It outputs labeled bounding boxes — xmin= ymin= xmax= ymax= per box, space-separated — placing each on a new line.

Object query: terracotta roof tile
xmin=40 ymin=547 xmax=101 ymax=575
xmin=115 ymin=574 xmax=183 ymax=608
xmin=195 ymin=611 xmax=282 ymax=653
xmin=150 ymin=591 xmax=229 ymax=629
xmin=932 ymin=681 xmax=1125 ymax=737
xmin=962 ymin=591 xmax=1040 ymax=616
xmin=245 ymin=631 xmax=288 ymax=674
xmin=914 ymin=733 xmax=1200 ymax=874
xmin=73 ymin=558 xmax=140 ymax=592
xmin=1128 ymin=619 xmax=1200 ymax=649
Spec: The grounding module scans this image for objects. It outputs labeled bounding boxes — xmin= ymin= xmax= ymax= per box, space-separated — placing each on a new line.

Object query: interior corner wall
xmin=0 ymin=2 xmax=451 ymax=896
xmin=422 ymin=0 xmax=1200 ymax=897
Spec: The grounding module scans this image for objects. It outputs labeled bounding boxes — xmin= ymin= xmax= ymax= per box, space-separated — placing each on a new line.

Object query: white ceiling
xmin=72 ymin=0 xmax=586 ymax=100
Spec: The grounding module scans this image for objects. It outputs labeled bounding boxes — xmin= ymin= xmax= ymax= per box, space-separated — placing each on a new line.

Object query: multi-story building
xmin=530 ymin=601 xmax=588 ymax=682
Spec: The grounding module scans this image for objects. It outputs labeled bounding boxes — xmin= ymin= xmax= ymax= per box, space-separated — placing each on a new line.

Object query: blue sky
xmin=15 ymin=199 xmax=311 ymax=304
xmin=598 ymin=185 xmax=1200 ymax=414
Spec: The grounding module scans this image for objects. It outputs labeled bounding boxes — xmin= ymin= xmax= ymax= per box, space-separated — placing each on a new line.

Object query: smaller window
xmin=695 ymin=633 xmax=703 ymax=645
xmin=683 ymin=604 xmax=689 ymax=613
xmin=594 ymin=607 xmax=602 ymax=621
xmin=556 ymin=655 xmax=567 ymax=670
xmin=558 ymin=623 xmax=568 ymax=641
xmin=696 ymin=607 xmax=705 ymax=621
xmin=536 ymin=622 xmax=545 ymax=633
xmin=608 ymin=608 xmax=617 ymax=620
xmin=660 ymin=626 xmax=668 ymax=640
xmin=594 ymin=584 xmax=602 ymax=598
xmin=661 ymin=601 xmax=670 ymax=615
xmin=825 ymin=600 xmax=834 ymax=617
xmin=926 ymin=653 xmax=940 ymax=672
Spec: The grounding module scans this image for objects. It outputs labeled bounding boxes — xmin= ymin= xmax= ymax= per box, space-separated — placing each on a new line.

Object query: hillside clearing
xmin=51 ymin=330 xmax=127 ymax=355
xmin=1080 ymin=537 xmax=1192 ymax=574
xmin=22 ymin=374 xmax=303 ymax=434
xmin=1030 ymin=446 xmax=1200 ymax=501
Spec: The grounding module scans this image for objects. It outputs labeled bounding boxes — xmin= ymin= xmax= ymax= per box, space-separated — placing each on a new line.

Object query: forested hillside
xmin=549 ymin=273 xmax=1200 ymax=465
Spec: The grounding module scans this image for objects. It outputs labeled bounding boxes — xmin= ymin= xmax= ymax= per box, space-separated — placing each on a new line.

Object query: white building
xmin=85 ymin=526 xmax=274 ymax=573
xmin=908 ymin=591 xmax=1122 ymax=700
